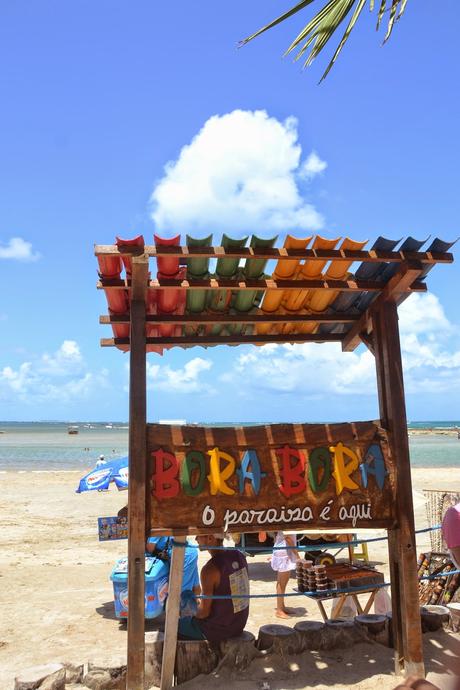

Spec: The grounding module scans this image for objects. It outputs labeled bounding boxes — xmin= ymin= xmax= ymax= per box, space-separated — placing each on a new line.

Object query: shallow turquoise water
xmin=0 ymin=421 xmax=458 ymax=470
xmin=408 ymin=434 xmax=459 ymax=467
xmin=0 ymin=422 xmax=129 ymax=470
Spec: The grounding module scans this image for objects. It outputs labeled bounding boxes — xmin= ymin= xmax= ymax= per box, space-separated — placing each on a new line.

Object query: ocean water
xmin=0 ymin=422 xmax=129 ymax=471
xmin=0 ymin=421 xmax=459 ymax=471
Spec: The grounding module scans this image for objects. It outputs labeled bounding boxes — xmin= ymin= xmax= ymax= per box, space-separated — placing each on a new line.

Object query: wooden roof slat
xmin=342 ymin=261 xmax=425 ymax=353
xmin=100 ymin=313 xmax=360 ymax=325
xmin=97 ymin=277 xmax=428 ymax=293
xmin=101 ymin=333 xmax=344 ymax=347
xmin=94 ymin=244 xmax=454 ymax=265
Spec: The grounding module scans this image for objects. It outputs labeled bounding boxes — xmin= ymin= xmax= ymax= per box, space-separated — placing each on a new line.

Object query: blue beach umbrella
xmin=76 ymin=456 xmax=129 ymax=493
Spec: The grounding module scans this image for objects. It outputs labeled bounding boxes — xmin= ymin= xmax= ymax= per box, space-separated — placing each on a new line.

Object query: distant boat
xmin=68 ymin=426 xmax=79 ymax=435
xmin=105 ymin=423 xmax=113 ymax=429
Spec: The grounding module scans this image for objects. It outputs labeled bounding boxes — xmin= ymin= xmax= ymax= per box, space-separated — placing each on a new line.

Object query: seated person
xmin=146 ymin=536 xmax=201 ymax=600
xmin=178 ymin=532 xmax=249 ymax=642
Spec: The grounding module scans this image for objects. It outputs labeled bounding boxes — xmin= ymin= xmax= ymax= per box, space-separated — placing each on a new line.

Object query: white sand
xmin=0 ymin=468 xmax=459 ymax=689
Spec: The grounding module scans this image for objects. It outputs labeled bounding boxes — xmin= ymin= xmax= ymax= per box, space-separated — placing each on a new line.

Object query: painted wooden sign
xmin=146 ymin=422 xmax=395 ymax=535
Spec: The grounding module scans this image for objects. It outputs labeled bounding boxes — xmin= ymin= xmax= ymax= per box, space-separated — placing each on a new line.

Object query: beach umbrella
xmin=76 ymin=456 xmax=128 ymax=493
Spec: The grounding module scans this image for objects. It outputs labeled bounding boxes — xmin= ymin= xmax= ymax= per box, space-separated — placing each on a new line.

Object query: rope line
xmin=170 ymin=524 xmax=441 ymax=552
xmin=420 ymin=568 xmax=460 ymax=580
xmin=197 ymin=582 xmax=391 ymax=600
xmin=194 ymin=570 xmax=460 ymax=600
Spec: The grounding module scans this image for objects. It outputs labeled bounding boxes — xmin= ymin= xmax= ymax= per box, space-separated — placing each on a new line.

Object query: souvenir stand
xmin=95 ymin=234 xmax=454 ymax=689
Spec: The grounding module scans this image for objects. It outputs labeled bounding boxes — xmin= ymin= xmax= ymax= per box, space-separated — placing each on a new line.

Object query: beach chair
xmin=350 ymin=535 xmax=369 ymax=564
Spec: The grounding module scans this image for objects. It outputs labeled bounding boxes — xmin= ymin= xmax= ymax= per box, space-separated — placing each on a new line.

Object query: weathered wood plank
xmin=373 ymin=306 xmax=405 ymax=672
xmin=94 ymin=244 xmax=454 ymax=265
xmin=126 ymin=255 xmax=149 ymax=690
xmin=372 ymin=302 xmax=424 ymax=677
xmin=97 ymin=276 xmax=428 ymax=293
xmin=101 ymin=333 xmax=344 ymax=348
xmin=160 ymin=540 xmax=185 ymax=690
xmin=100 ymin=313 xmax=360 ymax=325
xmin=145 ymin=421 xmax=396 ymax=536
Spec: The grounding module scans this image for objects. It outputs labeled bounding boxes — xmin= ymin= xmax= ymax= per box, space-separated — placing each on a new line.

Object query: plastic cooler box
xmin=110 ymin=556 xmax=169 ymax=620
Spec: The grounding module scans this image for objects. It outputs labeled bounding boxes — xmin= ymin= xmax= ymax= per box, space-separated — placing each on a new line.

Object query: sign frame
xmin=146 ymin=420 xmax=395 ymax=536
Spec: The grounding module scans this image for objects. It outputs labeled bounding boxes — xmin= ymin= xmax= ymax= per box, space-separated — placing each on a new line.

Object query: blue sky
xmin=0 ymin=0 xmax=459 ymax=422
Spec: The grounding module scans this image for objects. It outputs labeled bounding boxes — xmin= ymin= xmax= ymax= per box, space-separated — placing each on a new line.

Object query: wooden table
xmin=303 ymin=584 xmax=380 ymax=622
xmin=298 ymin=563 xmax=385 ymax=622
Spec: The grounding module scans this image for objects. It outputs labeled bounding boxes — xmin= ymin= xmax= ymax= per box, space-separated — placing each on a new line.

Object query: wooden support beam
xmin=100 ymin=313 xmax=360 ymax=325
xmin=101 ymin=333 xmax=345 ymax=348
xmin=359 ymin=331 xmax=375 ymax=356
xmin=94 ymin=243 xmax=454 ymax=266
xmin=126 ymin=254 xmax=149 ymax=690
xmin=97 ymin=276 xmax=428 ymax=293
xmin=160 ymin=540 xmax=185 ymax=690
xmin=372 ymin=301 xmax=424 ymax=678
xmin=342 ymin=261 xmax=425 ymax=352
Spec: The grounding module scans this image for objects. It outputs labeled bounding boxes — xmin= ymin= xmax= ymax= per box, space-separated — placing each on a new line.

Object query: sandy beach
xmin=1 ymin=468 xmax=459 ymax=690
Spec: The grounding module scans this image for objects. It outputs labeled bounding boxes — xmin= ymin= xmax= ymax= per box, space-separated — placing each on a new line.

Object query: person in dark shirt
xmin=178 ymin=533 xmax=250 ymax=642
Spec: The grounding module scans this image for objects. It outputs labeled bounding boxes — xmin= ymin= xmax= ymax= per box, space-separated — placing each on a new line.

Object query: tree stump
xmin=447 ymin=603 xmax=460 ymax=632
xmin=293 ymin=621 xmax=325 ymax=651
xmin=62 ymin=663 xmax=84 ymax=685
xmin=144 ymin=631 xmax=164 ymax=688
xmin=420 ymin=607 xmax=443 ymax=633
xmin=257 ymin=624 xmax=300 ymax=655
xmin=422 ymin=605 xmax=450 ymax=628
xmin=14 ymin=664 xmax=65 ymax=690
xmin=217 ymin=630 xmax=261 ymax=671
xmin=355 ymin=614 xmax=389 ymax=647
xmin=85 ymin=656 xmax=126 ymax=690
xmin=323 ymin=618 xmax=367 ymax=649
xmin=174 ymin=639 xmax=218 ymax=685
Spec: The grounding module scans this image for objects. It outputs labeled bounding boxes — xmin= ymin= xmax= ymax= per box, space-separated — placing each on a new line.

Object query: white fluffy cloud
xmin=398 ymin=293 xmax=450 ymax=335
xmin=0 ymin=341 xmax=108 ymax=403
xmin=0 ymin=237 xmax=40 ymax=261
xmin=147 ymin=357 xmax=213 ymax=394
xmin=231 ymin=342 xmax=376 ymax=397
xmin=300 ymin=151 xmax=328 ymax=181
xmin=40 ymin=340 xmax=84 ymax=376
xmin=225 ymin=293 xmax=460 ymax=398
xmin=150 ymin=109 xmax=325 ymax=235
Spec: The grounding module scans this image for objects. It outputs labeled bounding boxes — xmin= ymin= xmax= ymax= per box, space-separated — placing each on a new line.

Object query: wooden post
xmin=160 ymin=539 xmax=185 ymax=690
xmin=372 ymin=308 xmax=404 ymax=673
xmin=127 ymin=255 xmax=149 ymax=690
xmin=372 ymin=300 xmax=424 ymax=677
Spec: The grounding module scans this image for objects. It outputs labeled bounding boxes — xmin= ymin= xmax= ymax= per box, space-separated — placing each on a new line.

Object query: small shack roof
xmin=95 ymin=233 xmax=455 ymax=354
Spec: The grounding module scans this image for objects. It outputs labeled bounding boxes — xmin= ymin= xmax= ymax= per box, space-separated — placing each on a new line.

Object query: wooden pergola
xmin=95 ymin=235 xmax=454 ymax=689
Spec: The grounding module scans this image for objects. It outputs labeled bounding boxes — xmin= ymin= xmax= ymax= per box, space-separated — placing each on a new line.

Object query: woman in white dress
xmin=262 ymin=531 xmax=299 ymax=618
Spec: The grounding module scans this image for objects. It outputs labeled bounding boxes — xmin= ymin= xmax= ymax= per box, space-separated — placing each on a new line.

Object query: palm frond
xmin=384 ymin=0 xmax=399 ymax=43
xmin=303 ymin=0 xmax=356 ymax=67
xmin=240 ymin=0 xmax=410 ymax=80
xmin=284 ymin=0 xmax=352 ymax=57
xmin=238 ymin=0 xmax=317 ymax=46
xmin=376 ymin=0 xmax=386 ymax=31
xmin=397 ymin=0 xmax=408 ymax=20
xmin=320 ymin=0 xmax=367 ymax=81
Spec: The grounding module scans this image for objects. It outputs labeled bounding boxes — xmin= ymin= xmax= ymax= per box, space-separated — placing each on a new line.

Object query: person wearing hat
xmin=96 ymin=454 xmax=106 ymax=467
xmin=178 ymin=533 xmax=249 ymax=642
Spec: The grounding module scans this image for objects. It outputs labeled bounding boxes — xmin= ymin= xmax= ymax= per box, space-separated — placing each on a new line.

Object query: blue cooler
xmin=110 ymin=556 xmax=170 ymax=620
